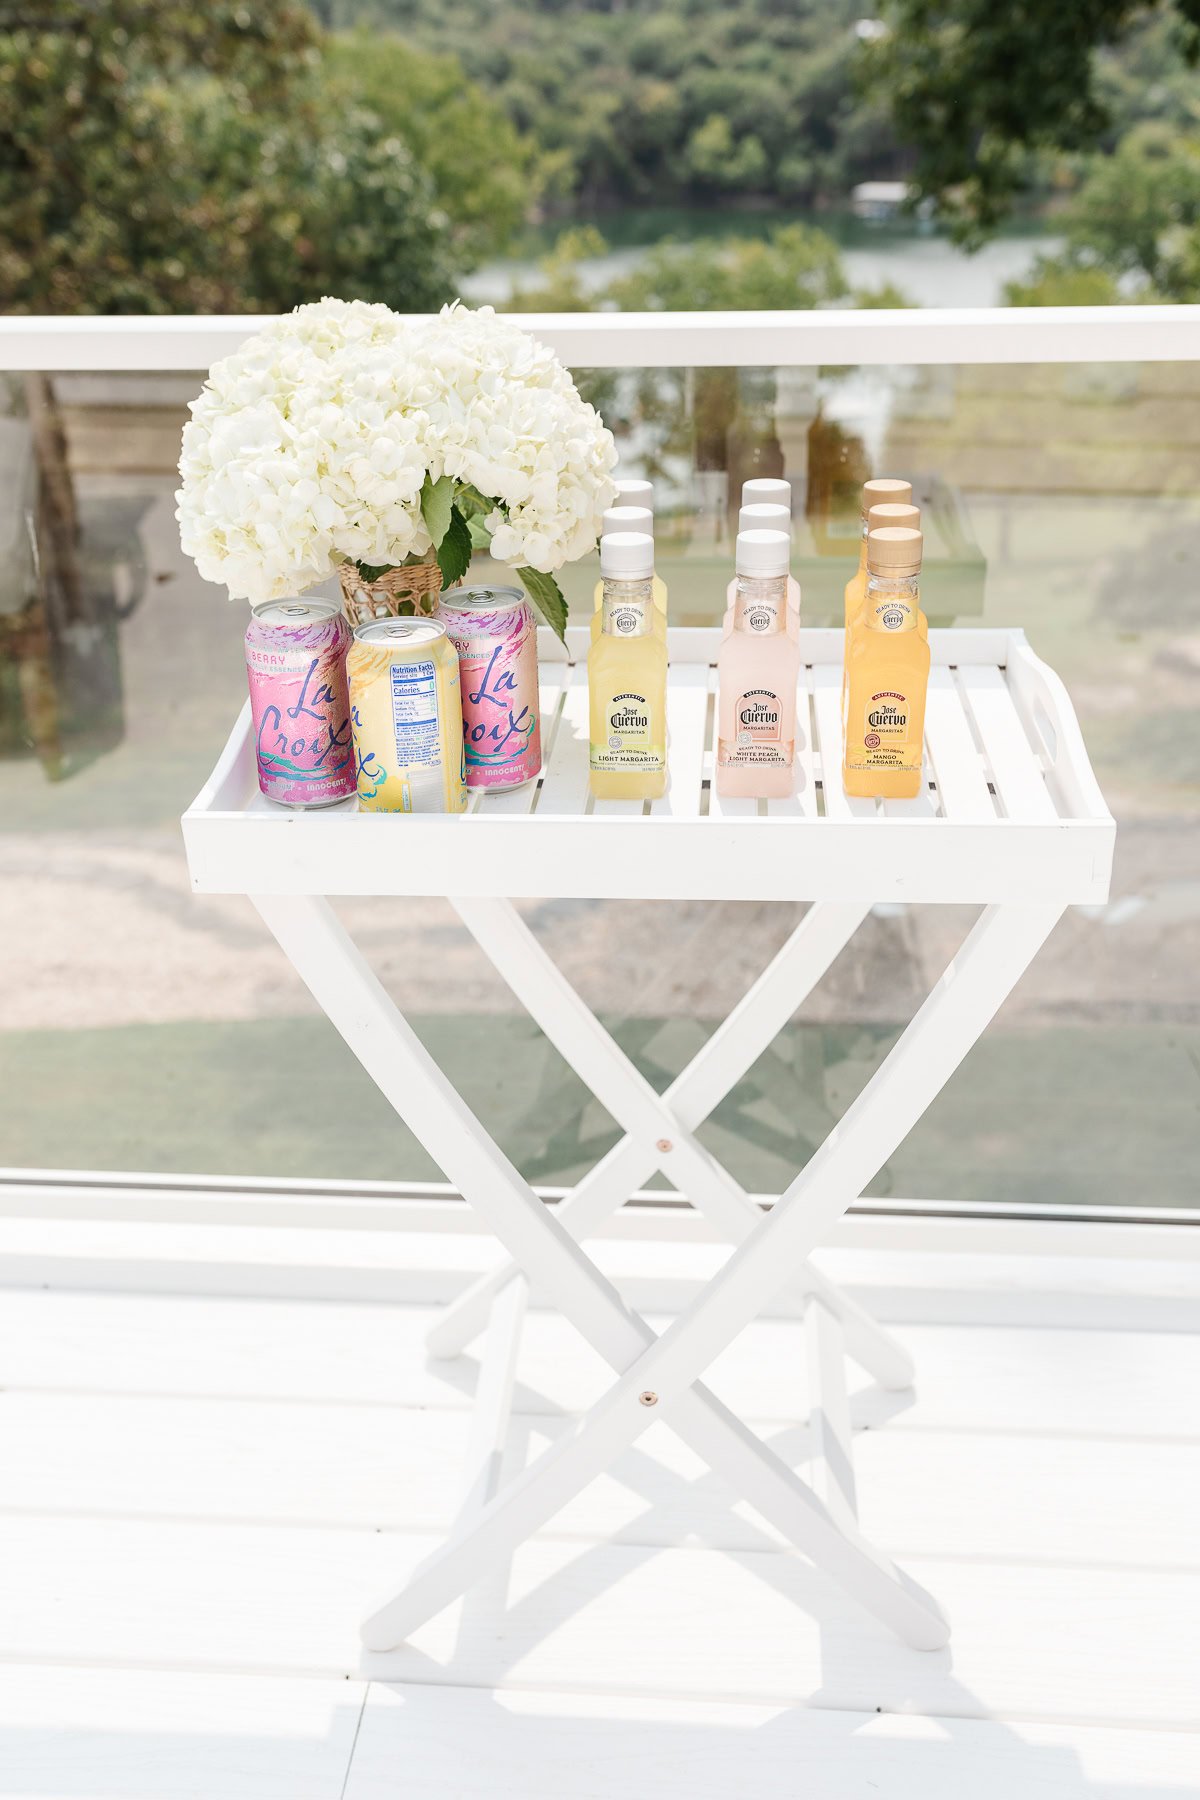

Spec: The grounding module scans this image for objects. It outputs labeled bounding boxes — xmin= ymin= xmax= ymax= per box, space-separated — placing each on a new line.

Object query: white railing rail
xmin=0 ymin=304 xmax=1197 ymax=370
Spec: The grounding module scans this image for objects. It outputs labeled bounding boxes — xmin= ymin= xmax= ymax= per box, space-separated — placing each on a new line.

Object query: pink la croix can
xmin=244 ymin=598 xmax=356 ymax=807
xmin=437 ymin=585 xmax=542 ymax=789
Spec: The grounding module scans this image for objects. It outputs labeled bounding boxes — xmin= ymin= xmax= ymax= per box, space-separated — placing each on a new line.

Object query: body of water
xmin=462 ymin=207 xmax=1064 ymax=309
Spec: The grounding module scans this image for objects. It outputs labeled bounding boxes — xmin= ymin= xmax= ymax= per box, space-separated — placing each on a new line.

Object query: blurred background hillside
xmin=6 ymin=0 xmax=1200 ymax=316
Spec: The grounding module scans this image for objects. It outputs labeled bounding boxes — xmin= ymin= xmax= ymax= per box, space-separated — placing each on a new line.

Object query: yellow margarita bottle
xmin=589 ymin=531 xmax=667 ymax=800
xmin=592 ymin=504 xmax=667 ymax=641
xmin=843 ymin=526 xmax=930 ymax=800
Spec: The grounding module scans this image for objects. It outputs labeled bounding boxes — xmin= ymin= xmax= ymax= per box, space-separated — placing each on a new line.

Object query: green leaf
xmin=466 ymin=512 xmax=493 ymax=552
xmin=517 ymin=566 xmax=568 ymax=643
xmin=420 ymin=472 xmax=455 ymax=548
xmin=455 ymin=482 xmax=494 ymax=519
xmin=436 ymin=505 xmax=474 ymax=588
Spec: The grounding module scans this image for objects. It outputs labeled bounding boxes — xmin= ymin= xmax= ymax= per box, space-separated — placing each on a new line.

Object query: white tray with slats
xmin=183 ymin=627 xmax=1114 ymax=905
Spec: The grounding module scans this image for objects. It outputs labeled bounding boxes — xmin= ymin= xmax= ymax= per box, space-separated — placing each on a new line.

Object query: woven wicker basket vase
xmin=338 ymin=555 xmax=443 ymax=628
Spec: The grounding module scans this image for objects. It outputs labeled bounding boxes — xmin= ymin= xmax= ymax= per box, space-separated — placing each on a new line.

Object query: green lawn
xmin=4 ymin=1013 xmax=1195 ymax=1210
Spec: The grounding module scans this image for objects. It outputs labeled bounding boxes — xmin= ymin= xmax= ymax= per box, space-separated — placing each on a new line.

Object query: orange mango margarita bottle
xmin=842 ymin=488 xmax=918 ymax=728
xmin=843 ymin=478 xmax=912 ymax=637
xmin=843 ymin=526 xmax=930 ymax=800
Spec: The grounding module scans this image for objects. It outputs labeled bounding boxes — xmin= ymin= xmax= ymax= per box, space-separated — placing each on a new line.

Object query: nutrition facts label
xmin=390 ymin=660 xmax=440 ymax=747
xmin=390 ymin=659 xmax=447 ymax=811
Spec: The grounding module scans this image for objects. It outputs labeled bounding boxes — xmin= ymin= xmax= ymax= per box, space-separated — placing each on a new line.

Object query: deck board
xmin=4 ymin=1289 xmax=1198 ymax=1436
xmin=344 ymin=1687 xmax=1200 ymax=1800
xmin=2 ymin=1250 xmax=1197 ymax=1793
xmin=6 ymin=1667 xmax=1198 ymax=1800
xmin=0 ymin=1666 xmax=366 ymax=1800
xmin=3 ymin=1389 xmax=1197 ymax=1568
xmin=2 ymin=1515 xmax=1198 ymax=1725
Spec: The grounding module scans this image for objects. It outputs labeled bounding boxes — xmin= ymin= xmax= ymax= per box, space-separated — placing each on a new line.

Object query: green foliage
xmin=1094 ymin=9 xmax=1200 ymax=143
xmin=864 ymin=0 xmax=1200 ymax=240
xmin=1003 ymin=257 xmax=1128 ymax=307
xmin=435 ymin=506 xmax=474 ymax=587
xmin=505 ymin=226 xmax=609 ymax=312
xmin=420 ymin=473 xmax=455 ymax=547
xmin=517 ymin=566 xmax=568 ymax=641
xmin=603 ymin=225 xmax=850 ymax=312
xmin=682 ymin=115 xmax=768 ymax=194
xmin=1066 ymin=123 xmax=1200 ymax=293
xmin=316 ymin=0 xmax=896 ymax=209
xmin=274 ymin=107 xmax=459 ymax=309
xmin=0 ymin=0 xmax=457 ymax=311
xmin=323 ymin=31 xmax=537 ymax=260
xmin=1005 ymin=125 xmax=1200 ymax=302
xmin=852 ymin=279 xmax=917 ymax=308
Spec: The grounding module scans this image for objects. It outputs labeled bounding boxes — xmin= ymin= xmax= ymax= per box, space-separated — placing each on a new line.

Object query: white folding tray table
xmin=183 ymin=624 xmax=1114 ymax=1654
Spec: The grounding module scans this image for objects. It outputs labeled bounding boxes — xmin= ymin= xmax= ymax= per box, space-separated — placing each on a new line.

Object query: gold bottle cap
xmin=866 ymin=525 xmax=923 ymax=577
xmin=860 ymin=477 xmax=912 ymax=519
xmin=867 ymin=501 xmax=920 ymax=532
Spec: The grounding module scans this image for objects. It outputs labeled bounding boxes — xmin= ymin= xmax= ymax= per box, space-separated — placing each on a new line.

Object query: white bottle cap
xmin=600 ymin=531 xmax=655 ymax=580
xmin=735 ymin=528 xmax=790 ymax=578
xmin=738 ymin=501 xmax=792 ymax=536
xmin=614 ymin=478 xmax=654 ymax=511
xmin=742 ymin=477 xmax=791 ymax=508
xmin=602 ymin=505 xmax=654 ymax=536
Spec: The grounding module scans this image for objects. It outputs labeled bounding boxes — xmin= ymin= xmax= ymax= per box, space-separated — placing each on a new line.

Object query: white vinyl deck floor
xmin=1 ymin=1200 xmax=1199 ymax=1798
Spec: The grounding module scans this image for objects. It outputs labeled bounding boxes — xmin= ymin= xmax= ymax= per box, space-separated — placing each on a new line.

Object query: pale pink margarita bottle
xmin=716 ymin=529 xmax=800 ymax=800
xmin=726 ymin=477 xmax=801 ymax=630
xmin=723 ymin=500 xmax=800 ymax=637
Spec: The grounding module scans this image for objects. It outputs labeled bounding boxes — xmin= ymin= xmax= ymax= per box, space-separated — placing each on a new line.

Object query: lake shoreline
xmin=463 ymin=206 xmax=1065 ymax=309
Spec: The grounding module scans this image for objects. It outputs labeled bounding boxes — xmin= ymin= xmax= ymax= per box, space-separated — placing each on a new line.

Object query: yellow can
xmin=348 ymin=619 xmax=467 ymax=814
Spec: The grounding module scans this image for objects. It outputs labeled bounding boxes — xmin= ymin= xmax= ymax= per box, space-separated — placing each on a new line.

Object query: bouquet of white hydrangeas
xmin=176 ymin=297 xmax=618 ymax=637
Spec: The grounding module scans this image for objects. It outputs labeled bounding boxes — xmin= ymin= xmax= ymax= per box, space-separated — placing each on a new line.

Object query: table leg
xmin=251 ymin=895 xmax=1054 ymax=1654
xmin=428 ymin=900 xmax=884 ymax=1365
xmin=443 ymin=894 xmax=912 ymax=1390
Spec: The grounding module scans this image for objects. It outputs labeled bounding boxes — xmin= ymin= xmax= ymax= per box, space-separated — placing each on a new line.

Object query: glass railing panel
xmin=1 ymin=360 xmax=1195 ymax=1209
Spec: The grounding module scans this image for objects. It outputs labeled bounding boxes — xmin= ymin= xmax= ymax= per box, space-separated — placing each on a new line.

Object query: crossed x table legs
xmin=251 ymin=891 xmax=1062 ymax=1656
xmin=434 ymin=896 xmax=912 ymax=1390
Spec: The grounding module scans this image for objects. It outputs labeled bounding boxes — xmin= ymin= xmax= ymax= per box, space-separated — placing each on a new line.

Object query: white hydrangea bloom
xmin=177 ymin=299 xmax=431 ymax=604
xmin=177 ymin=296 xmax=617 ymax=604
xmin=415 ymin=304 xmax=618 ymax=573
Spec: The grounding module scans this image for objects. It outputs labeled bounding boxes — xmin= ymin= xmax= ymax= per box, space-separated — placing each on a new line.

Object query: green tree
xmin=506 ymin=227 xmax=609 ymax=311
xmin=864 ymin=0 xmax=1200 ymax=239
xmin=506 ymin=222 xmax=914 ymax=315
xmin=0 ymin=1 xmax=458 ymax=312
xmin=323 ymin=31 xmax=538 ymax=262
xmin=1066 ymin=122 xmax=1200 ymax=290
xmin=680 ymin=114 xmax=770 ymax=194
xmin=318 ymin=0 xmax=882 ymax=211
xmin=1004 ymin=125 xmax=1200 ymax=302
xmin=604 ymin=225 xmax=850 ymax=311
xmin=852 ymin=278 xmax=918 ymax=308
xmin=1004 ymin=257 xmax=1127 ymax=307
